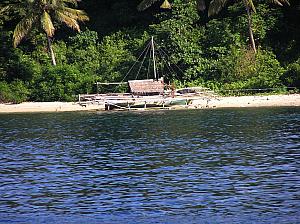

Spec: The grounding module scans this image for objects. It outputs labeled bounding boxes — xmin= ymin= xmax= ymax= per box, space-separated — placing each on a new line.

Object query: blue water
xmin=0 ymin=108 xmax=299 ymax=223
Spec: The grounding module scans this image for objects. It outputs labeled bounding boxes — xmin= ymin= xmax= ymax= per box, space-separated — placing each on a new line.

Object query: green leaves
xmin=32 ymin=64 xmax=94 ymax=101
xmin=0 ymin=0 xmax=298 ymax=102
xmin=3 ymin=0 xmax=89 ymax=48
xmin=67 ymin=30 xmax=100 ymax=74
xmin=281 ymin=59 xmax=300 ymax=88
xmin=1 ymin=0 xmax=90 ymax=66
xmin=0 ymin=80 xmax=30 ymax=103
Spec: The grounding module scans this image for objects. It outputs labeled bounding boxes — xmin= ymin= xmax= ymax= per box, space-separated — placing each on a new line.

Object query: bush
xmin=98 ymin=32 xmax=136 ymax=82
xmin=205 ymin=48 xmax=284 ymax=91
xmin=31 ymin=65 xmax=96 ymax=101
xmin=0 ymin=82 xmax=12 ymax=103
xmin=281 ymin=59 xmax=300 ymax=88
xmin=67 ymin=30 xmax=100 ymax=75
xmin=0 ymin=80 xmax=30 ymax=103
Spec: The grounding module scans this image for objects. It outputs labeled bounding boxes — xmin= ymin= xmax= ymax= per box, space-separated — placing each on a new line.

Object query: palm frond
xmin=55 ymin=11 xmax=80 ymax=31
xmin=137 ymin=0 xmax=160 ymax=11
xmin=269 ymin=0 xmax=290 ymax=6
xmin=0 ymin=5 xmax=11 ymax=15
xmin=60 ymin=7 xmax=89 ymax=21
xmin=41 ymin=11 xmax=55 ymax=37
xmin=0 ymin=2 xmax=25 ymax=15
xmin=13 ymin=14 xmax=37 ymax=47
xmin=62 ymin=0 xmax=79 ymax=7
xmin=208 ymin=0 xmax=229 ymax=16
xmin=9 ymin=0 xmax=87 ymax=48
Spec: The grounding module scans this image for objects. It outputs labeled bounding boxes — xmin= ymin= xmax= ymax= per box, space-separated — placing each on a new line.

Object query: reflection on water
xmin=0 ymin=108 xmax=299 ymax=223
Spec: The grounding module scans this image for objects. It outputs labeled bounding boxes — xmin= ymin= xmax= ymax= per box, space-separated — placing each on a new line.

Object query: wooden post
xmin=46 ymin=34 xmax=57 ymax=66
xmin=105 ymin=103 xmax=110 ymax=111
xmin=171 ymin=82 xmax=175 ymax=98
xmin=151 ymin=36 xmax=157 ymax=80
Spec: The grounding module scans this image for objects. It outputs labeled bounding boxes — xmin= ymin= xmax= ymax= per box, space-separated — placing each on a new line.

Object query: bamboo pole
xmin=151 ymin=36 xmax=157 ymax=80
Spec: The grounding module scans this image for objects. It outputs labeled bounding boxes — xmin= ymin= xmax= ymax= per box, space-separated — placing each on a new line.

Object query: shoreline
xmin=188 ymin=94 xmax=300 ymax=109
xmin=0 ymin=102 xmax=105 ymax=113
xmin=0 ymin=94 xmax=300 ymax=113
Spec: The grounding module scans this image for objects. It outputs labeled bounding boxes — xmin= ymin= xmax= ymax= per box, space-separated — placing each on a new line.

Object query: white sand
xmin=0 ymin=102 xmax=104 ymax=113
xmin=0 ymin=94 xmax=300 ymax=113
xmin=190 ymin=94 xmax=300 ymax=109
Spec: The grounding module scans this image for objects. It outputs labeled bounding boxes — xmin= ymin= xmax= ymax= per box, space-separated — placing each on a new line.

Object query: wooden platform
xmin=78 ymin=91 xmax=213 ymax=111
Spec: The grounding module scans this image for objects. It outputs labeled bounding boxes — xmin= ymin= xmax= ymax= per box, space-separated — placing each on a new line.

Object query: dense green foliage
xmin=0 ymin=0 xmax=299 ymax=102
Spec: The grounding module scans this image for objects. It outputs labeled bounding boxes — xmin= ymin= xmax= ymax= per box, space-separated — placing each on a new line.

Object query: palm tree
xmin=138 ymin=0 xmax=289 ymax=53
xmin=208 ymin=0 xmax=290 ymax=53
xmin=1 ymin=0 xmax=89 ymax=66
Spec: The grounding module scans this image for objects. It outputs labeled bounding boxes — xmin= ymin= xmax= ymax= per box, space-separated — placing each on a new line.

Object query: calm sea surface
xmin=0 ymin=108 xmax=299 ymax=223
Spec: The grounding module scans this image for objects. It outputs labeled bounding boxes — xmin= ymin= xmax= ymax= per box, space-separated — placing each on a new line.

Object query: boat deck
xmin=78 ymin=90 xmax=217 ymax=111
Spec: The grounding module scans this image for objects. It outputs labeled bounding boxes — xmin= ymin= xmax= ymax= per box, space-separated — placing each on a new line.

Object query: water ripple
xmin=0 ymin=108 xmax=299 ymax=223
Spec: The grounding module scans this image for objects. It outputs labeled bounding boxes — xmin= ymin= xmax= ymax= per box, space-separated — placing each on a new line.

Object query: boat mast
xmin=151 ymin=36 xmax=157 ymax=80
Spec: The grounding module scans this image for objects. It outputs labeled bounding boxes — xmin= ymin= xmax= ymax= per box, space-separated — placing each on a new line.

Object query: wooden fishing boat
xmin=78 ymin=37 xmax=214 ymax=110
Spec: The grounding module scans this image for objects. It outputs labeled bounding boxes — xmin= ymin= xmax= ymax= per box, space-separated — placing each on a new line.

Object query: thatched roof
xmin=128 ymin=79 xmax=164 ymax=95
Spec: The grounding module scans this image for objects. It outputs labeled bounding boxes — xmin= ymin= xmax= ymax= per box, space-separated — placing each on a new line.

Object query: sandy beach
xmin=0 ymin=94 xmax=300 ymax=113
xmin=189 ymin=94 xmax=300 ymax=109
xmin=0 ymin=102 xmax=105 ymax=113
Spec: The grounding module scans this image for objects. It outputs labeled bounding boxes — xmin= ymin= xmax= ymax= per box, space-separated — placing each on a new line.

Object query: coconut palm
xmin=1 ymin=0 xmax=89 ymax=66
xmin=138 ymin=0 xmax=289 ymax=53
xmin=208 ymin=0 xmax=290 ymax=53
xmin=208 ymin=0 xmax=257 ymax=52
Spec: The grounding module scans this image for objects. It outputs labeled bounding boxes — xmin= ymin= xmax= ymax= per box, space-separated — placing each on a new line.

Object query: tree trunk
xmin=46 ymin=34 xmax=57 ymax=66
xmin=244 ymin=2 xmax=257 ymax=53
xmin=197 ymin=0 xmax=206 ymax=11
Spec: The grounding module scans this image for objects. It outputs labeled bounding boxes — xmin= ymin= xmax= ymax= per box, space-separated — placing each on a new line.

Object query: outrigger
xmin=79 ymin=37 xmax=215 ymax=111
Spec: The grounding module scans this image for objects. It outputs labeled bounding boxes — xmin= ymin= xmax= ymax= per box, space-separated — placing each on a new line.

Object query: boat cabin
xmin=128 ymin=78 xmax=164 ymax=96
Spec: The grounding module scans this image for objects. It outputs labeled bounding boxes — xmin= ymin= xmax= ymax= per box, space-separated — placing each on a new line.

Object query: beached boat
xmin=98 ymin=37 xmax=179 ymax=110
xmin=79 ymin=37 xmax=213 ymax=110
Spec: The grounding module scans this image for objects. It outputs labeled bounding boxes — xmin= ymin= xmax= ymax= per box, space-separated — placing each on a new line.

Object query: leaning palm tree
xmin=208 ymin=0 xmax=290 ymax=53
xmin=208 ymin=0 xmax=257 ymax=53
xmin=1 ymin=0 xmax=89 ymax=66
xmin=138 ymin=0 xmax=289 ymax=53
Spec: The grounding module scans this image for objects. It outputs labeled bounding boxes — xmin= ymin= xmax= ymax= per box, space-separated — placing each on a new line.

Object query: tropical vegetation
xmin=0 ymin=0 xmax=299 ymax=103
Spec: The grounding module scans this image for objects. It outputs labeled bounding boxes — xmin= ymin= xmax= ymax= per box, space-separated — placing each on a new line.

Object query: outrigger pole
xmin=151 ymin=36 xmax=157 ymax=80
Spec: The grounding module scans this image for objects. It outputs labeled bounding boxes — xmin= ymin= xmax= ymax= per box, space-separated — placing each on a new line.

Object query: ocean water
xmin=0 ymin=108 xmax=299 ymax=223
